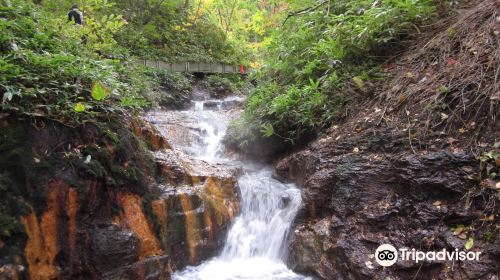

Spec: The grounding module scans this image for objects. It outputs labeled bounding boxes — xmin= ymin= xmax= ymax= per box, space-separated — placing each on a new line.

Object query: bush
xmin=238 ymin=0 xmax=436 ymax=142
xmin=201 ymin=75 xmax=238 ymax=98
xmin=150 ymin=70 xmax=193 ymax=109
xmin=0 ymin=0 xmax=154 ymax=124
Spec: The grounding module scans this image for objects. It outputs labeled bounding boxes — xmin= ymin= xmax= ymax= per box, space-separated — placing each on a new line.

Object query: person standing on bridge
xmin=67 ymin=4 xmax=84 ymax=25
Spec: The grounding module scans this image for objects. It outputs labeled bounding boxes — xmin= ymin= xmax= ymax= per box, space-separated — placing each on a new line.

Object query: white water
xmin=172 ymin=97 xmax=310 ymax=280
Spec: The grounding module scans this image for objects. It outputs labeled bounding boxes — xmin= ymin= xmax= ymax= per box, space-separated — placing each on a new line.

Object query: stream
xmin=146 ymin=91 xmax=310 ymax=280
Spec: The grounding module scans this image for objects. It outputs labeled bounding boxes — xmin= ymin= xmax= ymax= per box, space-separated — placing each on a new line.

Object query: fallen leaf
xmin=484 ymin=215 xmax=494 ymax=222
xmin=464 ymin=237 xmax=474 ymax=250
xmin=440 ymin=113 xmax=449 ymax=120
xmin=447 ymin=57 xmax=457 ymax=67
xmin=453 ymin=224 xmax=465 ymax=235
xmin=352 ymin=76 xmax=366 ymax=91
xmin=433 ymin=200 xmax=442 ymax=206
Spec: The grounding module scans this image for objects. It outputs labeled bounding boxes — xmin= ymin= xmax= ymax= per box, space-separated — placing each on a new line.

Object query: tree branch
xmin=282 ymin=0 xmax=329 ymax=26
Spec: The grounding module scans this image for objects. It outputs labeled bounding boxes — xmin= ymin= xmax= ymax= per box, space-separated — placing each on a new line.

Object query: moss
xmin=85 ymin=160 xmax=109 ymax=179
xmin=0 ymin=171 xmax=30 ymax=266
xmin=0 ymin=209 xmax=23 ymax=238
xmin=0 ymin=123 xmax=31 ymax=173
xmin=97 ymin=125 xmax=120 ymax=144
xmin=140 ymin=194 xmax=162 ymax=239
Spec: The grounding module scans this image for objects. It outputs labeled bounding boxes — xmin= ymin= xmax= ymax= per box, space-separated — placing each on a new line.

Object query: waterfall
xmin=171 ymin=96 xmax=310 ymax=280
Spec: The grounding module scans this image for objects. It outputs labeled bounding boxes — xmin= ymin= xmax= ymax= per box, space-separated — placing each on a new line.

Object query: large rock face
xmin=0 ymin=116 xmax=239 ymax=279
xmin=275 ymin=128 xmax=499 ymax=279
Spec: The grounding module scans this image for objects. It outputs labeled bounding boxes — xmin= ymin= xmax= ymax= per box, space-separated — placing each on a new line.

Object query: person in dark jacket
xmin=67 ymin=4 xmax=84 ymax=25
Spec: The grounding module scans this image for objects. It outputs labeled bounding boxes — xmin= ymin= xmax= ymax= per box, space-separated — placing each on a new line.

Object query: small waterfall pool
xmin=148 ymin=94 xmax=311 ymax=280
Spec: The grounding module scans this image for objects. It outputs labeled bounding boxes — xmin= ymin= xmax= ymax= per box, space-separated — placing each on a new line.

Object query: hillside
xmin=274 ymin=1 xmax=499 ymax=279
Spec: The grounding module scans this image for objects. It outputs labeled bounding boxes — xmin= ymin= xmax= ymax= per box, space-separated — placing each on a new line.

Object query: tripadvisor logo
xmin=375 ymin=244 xmax=398 ymax=267
xmin=374 ymin=244 xmax=482 ymax=267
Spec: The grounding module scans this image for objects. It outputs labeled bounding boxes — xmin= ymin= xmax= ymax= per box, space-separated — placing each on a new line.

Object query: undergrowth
xmin=236 ymin=0 xmax=436 ymax=143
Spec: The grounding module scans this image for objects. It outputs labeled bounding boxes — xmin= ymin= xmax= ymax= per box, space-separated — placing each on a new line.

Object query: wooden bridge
xmin=140 ymin=60 xmax=246 ymax=74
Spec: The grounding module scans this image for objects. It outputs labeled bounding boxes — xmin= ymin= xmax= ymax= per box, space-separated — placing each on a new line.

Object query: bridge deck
xmin=141 ymin=60 xmax=244 ymax=74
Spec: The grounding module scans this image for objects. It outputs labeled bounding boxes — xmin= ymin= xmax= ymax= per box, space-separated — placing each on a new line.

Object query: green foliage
xmin=243 ymin=79 xmax=343 ymax=142
xmin=147 ymin=69 xmax=193 ymax=109
xmin=0 ymin=0 xmax=173 ymax=123
xmin=110 ymin=0 xmax=246 ymax=63
xmin=91 ymin=81 xmax=110 ymax=101
xmin=74 ymin=102 xmax=86 ymax=112
xmin=239 ymin=0 xmax=436 ymax=142
xmin=201 ymin=75 xmax=239 ymax=98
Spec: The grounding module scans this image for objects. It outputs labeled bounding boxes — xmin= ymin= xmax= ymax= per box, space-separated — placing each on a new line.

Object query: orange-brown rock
xmin=115 ymin=192 xmax=163 ymax=259
xmin=21 ymin=180 xmax=78 ymax=280
xmin=2 ymin=116 xmax=239 ymax=279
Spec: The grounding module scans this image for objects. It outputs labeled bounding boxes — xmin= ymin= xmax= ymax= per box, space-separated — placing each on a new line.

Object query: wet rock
xmin=203 ymin=101 xmax=221 ymax=110
xmin=131 ymin=119 xmax=171 ymax=151
xmin=91 ymin=224 xmax=140 ymax=273
xmin=280 ymin=194 xmax=291 ymax=208
xmin=223 ymin=126 xmax=294 ymax=160
xmin=146 ymin=111 xmax=202 ymax=150
xmin=221 ymin=100 xmax=243 ymax=110
xmin=1 ymin=113 xmax=240 ymax=279
xmin=279 ymin=129 xmax=499 ymax=279
xmin=103 ymin=255 xmax=172 ymax=280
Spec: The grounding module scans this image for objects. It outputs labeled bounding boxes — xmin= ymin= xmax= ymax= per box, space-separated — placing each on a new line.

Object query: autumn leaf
xmin=447 ymin=57 xmax=457 ymax=67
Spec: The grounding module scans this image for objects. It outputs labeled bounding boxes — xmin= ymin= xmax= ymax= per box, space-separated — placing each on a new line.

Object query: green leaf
xmin=260 ymin=123 xmax=274 ymax=137
xmin=438 ymin=85 xmax=451 ymax=94
xmin=464 ymin=237 xmax=474 ymax=250
xmin=74 ymin=102 xmax=86 ymax=112
xmin=91 ymin=81 xmax=109 ymax=101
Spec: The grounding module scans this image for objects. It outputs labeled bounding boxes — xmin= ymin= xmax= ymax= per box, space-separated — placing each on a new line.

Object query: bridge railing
xmin=140 ymin=60 xmax=245 ymax=74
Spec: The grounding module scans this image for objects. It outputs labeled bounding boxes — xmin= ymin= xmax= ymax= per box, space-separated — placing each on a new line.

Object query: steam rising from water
xmin=172 ymin=97 xmax=310 ymax=280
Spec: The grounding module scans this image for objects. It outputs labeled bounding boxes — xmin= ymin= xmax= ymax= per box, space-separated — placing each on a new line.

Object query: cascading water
xmin=162 ymin=94 xmax=310 ymax=280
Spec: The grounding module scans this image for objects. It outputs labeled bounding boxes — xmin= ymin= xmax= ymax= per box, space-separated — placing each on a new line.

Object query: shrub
xmin=238 ymin=0 xmax=436 ymax=142
xmin=201 ymin=75 xmax=238 ymax=98
xmin=0 ymin=0 xmax=153 ymax=124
